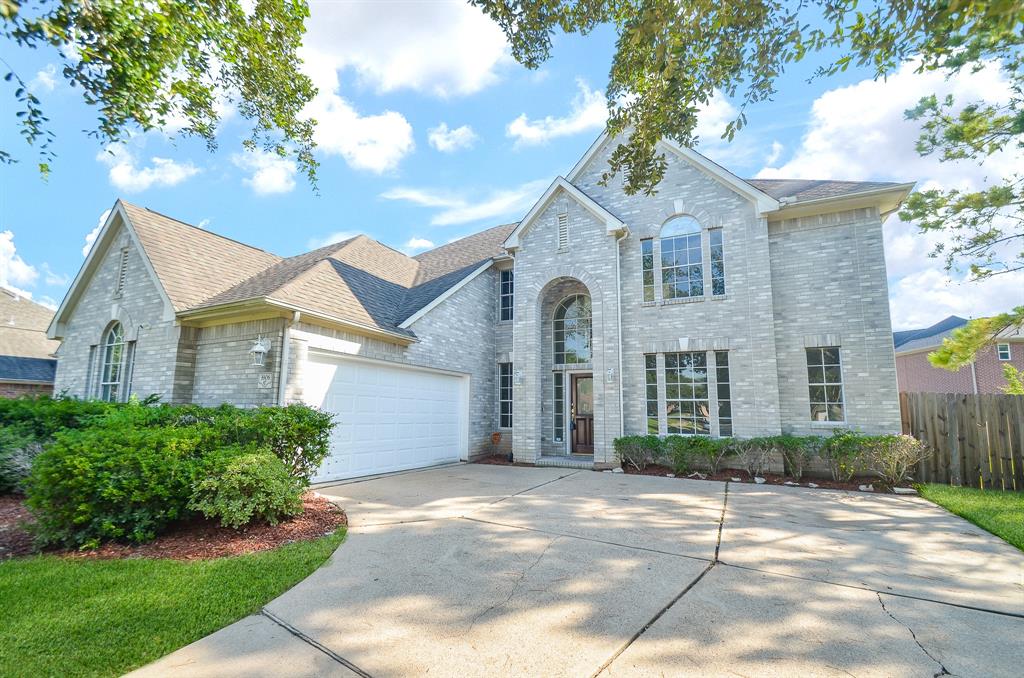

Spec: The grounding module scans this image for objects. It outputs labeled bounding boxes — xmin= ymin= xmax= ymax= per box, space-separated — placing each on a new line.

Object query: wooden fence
xmin=900 ymin=392 xmax=1024 ymax=490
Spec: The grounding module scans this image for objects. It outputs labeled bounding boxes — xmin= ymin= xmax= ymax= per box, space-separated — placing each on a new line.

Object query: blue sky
xmin=1 ymin=1 xmax=1021 ymax=329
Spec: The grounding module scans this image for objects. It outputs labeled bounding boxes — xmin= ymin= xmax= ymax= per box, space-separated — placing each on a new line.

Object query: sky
xmin=1 ymin=0 xmax=1021 ymax=330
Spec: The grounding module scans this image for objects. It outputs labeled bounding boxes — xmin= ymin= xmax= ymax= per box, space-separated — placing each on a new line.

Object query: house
xmin=48 ymin=133 xmax=912 ymax=481
xmin=894 ymin=315 xmax=1024 ymax=394
xmin=0 ymin=287 xmax=59 ymax=398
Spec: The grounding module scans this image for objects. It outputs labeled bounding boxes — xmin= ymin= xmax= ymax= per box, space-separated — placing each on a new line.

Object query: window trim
xmin=499 ymin=269 xmax=514 ymax=322
xmin=660 ymin=216 xmax=704 ymax=301
xmin=997 ymin=343 xmax=1012 ymax=361
xmin=642 ymin=215 xmax=727 ymax=305
xmin=806 ymin=346 xmax=846 ymax=423
xmin=498 ymin=362 xmax=513 ymax=429
xmin=552 ymin=294 xmax=592 ymax=365
xmin=100 ymin=322 xmax=125 ymax=402
xmin=663 ymin=351 xmax=711 ymax=435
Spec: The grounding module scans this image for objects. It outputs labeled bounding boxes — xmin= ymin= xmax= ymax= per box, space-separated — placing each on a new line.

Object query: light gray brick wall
xmin=191 ymin=318 xmax=286 ymax=407
xmin=53 ymin=221 xmax=187 ymax=402
xmin=768 ymin=208 xmax=901 ymax=434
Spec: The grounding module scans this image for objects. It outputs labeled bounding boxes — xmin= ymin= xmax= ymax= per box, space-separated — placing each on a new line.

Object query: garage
xmin=301 ymin=351 xmax=469 ymax=483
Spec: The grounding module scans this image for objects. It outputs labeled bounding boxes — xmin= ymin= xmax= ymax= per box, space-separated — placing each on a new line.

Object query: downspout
xmin=615 ymin=226 xmax=631 ymax=438
xmin=277 ymin=311 xmax=300 ymax=405
xmin=970 ymin=361 xmax=979 ymax=395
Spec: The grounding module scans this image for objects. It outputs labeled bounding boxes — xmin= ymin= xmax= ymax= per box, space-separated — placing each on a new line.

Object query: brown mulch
xmin=625 ymin=464 xmax=904 ymax=493
xmin=0 ymin=492 xmax=346 ymax=562
xmin=473 ymin=453 xmax=533 ymax=467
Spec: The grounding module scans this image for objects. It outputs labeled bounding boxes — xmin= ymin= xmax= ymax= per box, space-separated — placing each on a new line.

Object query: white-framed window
xmin=553 ymin=294 xmax=591 ymax=364
xmin=661 ymin=216 xmax=704 ymax=300
xmin=498 ymin=362 xmax=513 ymax=428
xmin=709 ymin=228 xmax=726 ymax=296
xmin=640 ymin=239 xmax=655 ymax=302
xmin=997 ymin=343 xmax=1012 ymax=361
xmin=715 ymin=351 xmax=732 ymax=436
xmin=645 ymin=354 xmax=659 ymax=433
xmin=553 ymin=372 xmax=565 ymax=442
xmin=664 ymin=352 xmax=711 ymax=435
xmin=806 ymin=347 xmax=845 ymax=422
xmin=499 ymin=270 xmax=514 ymax=321
xmin=100 ymin=322 xmax=125 ymax=402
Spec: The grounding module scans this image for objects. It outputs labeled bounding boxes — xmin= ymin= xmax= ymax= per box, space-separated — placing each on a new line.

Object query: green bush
xmin=863 ymin=434 xmax=928 ymax=487
xmin=0 ymin=425 xmax=43 ymax=494
xmin=25 ymin=427 xmax=205 ymax=548
xmin=613 ymin=435 xmax=665 ymax=471
xmin=731 ymin=437 xmax=774 ymax=478
xmin=0 ymin=395 xmax=119 ymax=440
xmin=820 ymin=429 xmax=867 ymax=482
xmin=772 ymin=435 xmax=825 ymax=480
xmin=664 ymin=435 xmax=720 ymax=474
xmin=188 ymin=449 xmax=305 ymax=529
xmin=236 ymin=405 xmax=335 ymax=481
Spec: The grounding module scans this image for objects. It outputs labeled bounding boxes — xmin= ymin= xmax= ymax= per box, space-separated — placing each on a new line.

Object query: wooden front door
xmin=571 ymin=374 xmax=594 ymax=454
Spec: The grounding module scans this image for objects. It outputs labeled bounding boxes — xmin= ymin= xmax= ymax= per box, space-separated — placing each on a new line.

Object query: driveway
xmin=133 ymin=465 xmax=1024 ymax=677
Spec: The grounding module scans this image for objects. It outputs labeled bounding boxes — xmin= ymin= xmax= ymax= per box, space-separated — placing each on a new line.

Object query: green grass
xmin=918 ymin=484 xmax=1024 ymax=551
xmin=0 ymin=530 xmax=345 ymax=677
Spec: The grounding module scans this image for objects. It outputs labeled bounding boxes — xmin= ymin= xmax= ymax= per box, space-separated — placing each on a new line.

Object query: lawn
xmin=918 ymin=484 xmax=1024 ymax=551
xmin=0 ymin=530 xmax=345 ymax=677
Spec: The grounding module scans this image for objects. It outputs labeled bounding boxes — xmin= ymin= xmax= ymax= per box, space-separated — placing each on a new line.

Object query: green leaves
xmin=928 ymin=307 xmax=1024 ymax=371
xmin=2 ymin=0 xmax=318 ymax=185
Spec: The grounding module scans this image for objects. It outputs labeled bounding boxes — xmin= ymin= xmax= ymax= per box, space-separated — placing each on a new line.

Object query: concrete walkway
xmin=132 ymin=465 xmax=1024 ymax=677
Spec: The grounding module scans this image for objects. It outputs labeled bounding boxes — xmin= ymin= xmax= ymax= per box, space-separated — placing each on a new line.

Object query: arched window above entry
xmin=660 ymin=215 xmax=701 ymax=238
xmin=553 ymin=294 xmax=592 ymax=364
xmin=100 ymin=322 xmax=125 ymax=402
xmin=660 ymin=215 xmax=704 ymax=300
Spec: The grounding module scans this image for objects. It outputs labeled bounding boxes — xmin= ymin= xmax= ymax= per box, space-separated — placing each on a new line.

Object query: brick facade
xmin=0 ymin=382 xmax=53 ymax=399
xmin=896 ymin=340 xmax=1024 ymax=394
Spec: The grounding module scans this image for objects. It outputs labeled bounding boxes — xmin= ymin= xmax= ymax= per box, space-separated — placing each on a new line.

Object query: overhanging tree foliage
xmin=1 ymin=0 xmax=317 ymax=183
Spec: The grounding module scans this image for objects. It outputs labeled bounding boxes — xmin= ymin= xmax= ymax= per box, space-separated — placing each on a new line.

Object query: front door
xmin=571 ymin=374 xmax=594 ymax=454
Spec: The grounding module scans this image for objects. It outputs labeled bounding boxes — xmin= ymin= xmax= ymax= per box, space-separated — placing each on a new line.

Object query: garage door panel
xmin=305 ymin=353 xmax=466 ymax=483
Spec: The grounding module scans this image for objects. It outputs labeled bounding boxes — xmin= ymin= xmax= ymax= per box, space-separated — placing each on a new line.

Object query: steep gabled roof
xmin=121 ymin=202 xmax=282 ymax=311
xmin=414 ymin=222 xmax=516 ymax=284
xmin=893 ymin=315 xmax=969 ymax=352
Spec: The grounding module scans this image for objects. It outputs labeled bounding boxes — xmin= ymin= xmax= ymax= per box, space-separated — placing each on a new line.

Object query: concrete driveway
xmin=133 ymin=465 xmax=1024 ymax=677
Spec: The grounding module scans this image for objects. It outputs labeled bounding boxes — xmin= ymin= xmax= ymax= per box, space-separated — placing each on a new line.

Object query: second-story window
xmin=661 ymin=216 xmax=703 ymax=300
xmin=641 ymin=239 xmax=655 ymax=302
xmin=710 ymin=229 xmax=725 ymax=296
xmin=997 ymin=343 xmax=1012 ymax=361
xmin=500 ymin=269 xmax=514 ymax=321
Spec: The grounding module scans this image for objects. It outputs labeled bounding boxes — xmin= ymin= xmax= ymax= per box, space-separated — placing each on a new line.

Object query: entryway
xmin=570 ymin=373 xmax=594 ymax=454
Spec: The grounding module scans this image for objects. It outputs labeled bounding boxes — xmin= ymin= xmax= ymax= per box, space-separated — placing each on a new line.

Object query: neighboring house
xmin=894 ymin=315 xmax=1024 ymax=394
xmin=0 ymin=287 xmax=59 ymax=397
xmin=49 ymin=133 xmax=911 ymax=481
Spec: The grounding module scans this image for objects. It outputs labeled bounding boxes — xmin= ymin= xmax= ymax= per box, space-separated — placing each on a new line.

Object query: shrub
xmin=25 ymin=427 xmax=204 ymax=548
xmin=773 ymin=435 xmax=825 ymax=480
xmin=189 ymin=449 xmax=305 ymax=529
xmin=0 ymin=425 xmax=43 ymax=494
xmin=731 ymin=437 xmax=774 ymax=478
xmin=613 ymin=435 xmax=665 ymax=472
xmin=0 ymin=395 xmax=119 ymax=440
xmin=863 ymin=434 xmax=928 ymax=487
xmin=820 ymin=429 xmax=867 ymax=482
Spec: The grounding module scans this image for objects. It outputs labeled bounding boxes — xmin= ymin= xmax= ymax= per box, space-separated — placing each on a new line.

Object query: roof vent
xmin=557 ymin=213 xmax=569 ymax=250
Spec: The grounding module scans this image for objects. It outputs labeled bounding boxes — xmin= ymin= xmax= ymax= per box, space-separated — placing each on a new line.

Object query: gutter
xmin=615 ymin=226 xmax=631 ymax=438
xmin=278 ymin=311 xmax=300 ymax=405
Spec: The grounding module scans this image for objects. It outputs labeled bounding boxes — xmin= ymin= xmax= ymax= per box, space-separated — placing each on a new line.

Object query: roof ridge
xmin=118 ymin=199 xmax=282 ymax=259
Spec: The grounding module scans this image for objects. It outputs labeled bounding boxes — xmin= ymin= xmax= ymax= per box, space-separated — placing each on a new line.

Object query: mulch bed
xmin=0 ymin=493 xmax=346 ymax=562
xmin=473 ymin=453 xmax=533 ymax=467
xmin=624 ymin=464 xmax=906 ymax=493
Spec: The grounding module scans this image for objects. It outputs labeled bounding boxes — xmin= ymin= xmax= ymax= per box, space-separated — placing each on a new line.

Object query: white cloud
xmin=41 ymin=263 xmax=69 ymax=287
xmin=756 ymin=60 xmax=1024 ymax=330
xmin=197 ymin=218 xmax=210 ymax=230
xmin=35 ymin=296 xmax=58 ymax=311
xmin=233 ymin=149 xmax=297 ymax=195
xmin=306 ymin=231 xmax=360 ymax=250
xmin=299 ymin=1 xmax=509 ymax=98
xmin=83 ymin=209 xmax=110 ymax=257
xmin=403 ymin=237 xmax=435 ymax=253
xmin=506 ymin=79 xmax=607 ymax=147
xmin=307 ymin=93 xmax=414 ymax=173
xmin=0 ymin=230 xmax=39 ymax=298
xmin=381 ymin=179 xmax=548 ymax=226
xmin=97 ymin=143 xmax=200 ymax=193
xmin=765 ymin=141 xmax=784 ymax=166
xmin=30 ymin=64 xmax=57 ymax=92
xmin=428 ymin=123 xmax=479 ymax=153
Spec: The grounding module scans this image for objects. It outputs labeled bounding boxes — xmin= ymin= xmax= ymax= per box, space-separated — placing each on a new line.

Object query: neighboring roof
xmin=893 ymin=315 xmax=969 ymax=352
xmin=121 ymin=202 xmax=283 ymax=311
xmin=0 ymin=355 xmax=57 ymax=383
xmin=745 ymin=179 xmax=908 ymax=204
xmin=0 ymin=288 xmax=60 ymax=359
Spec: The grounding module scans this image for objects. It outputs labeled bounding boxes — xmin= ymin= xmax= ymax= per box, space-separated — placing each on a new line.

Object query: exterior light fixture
xmin=249 ymin=336 xmax=271 ymax=367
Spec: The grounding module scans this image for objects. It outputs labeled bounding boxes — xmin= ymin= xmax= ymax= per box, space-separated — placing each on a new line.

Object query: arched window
xmin=553 ymin=294 xmax=591 ymax=364
xmin=660 ymin=215 xmax=703 ymax=299
xmin=100 ymin=322 xmax=125 ymax=402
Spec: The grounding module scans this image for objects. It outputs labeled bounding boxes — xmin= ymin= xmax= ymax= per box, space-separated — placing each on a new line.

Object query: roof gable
xmin=503 ymin=177 xmax=626 ymax=251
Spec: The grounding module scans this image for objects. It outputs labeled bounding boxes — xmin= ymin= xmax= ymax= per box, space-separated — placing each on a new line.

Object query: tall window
xmin=661 ymin=216 xmax=703 ymax=300
xmin=664 ymin=352 xmax=710 ymax=435
xmin=806 ymin=347 xmax=845 ymax=422
xmin=715 ymin=351 xmax=732 ymax=436
xmin=645 ymin=354 xmax=659 ymax=433
xmin=710 ymin=229 xmax=725 ymax=296
xmin=100 ymin=322 xmax=125 ymax=402
xmin=498 ymin=363 xmax=513 ymax=428
xmin=499 ymin=270 xmax=514 ymax=321
xmin=641 ymin=239 xmax=655 ymax=302
xmin=553 ymin=294 xmax=591 ymax=364
xmin=553 ymin=372 xmax=565 ymax=442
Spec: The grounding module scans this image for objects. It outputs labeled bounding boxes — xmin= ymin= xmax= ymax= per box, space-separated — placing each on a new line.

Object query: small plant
xmin=820 ymin=428 xmax=867 ymax=482
xmin=863 ymin=434 xmax=928 ymax=487
xmin=732 ymin=437 xmax=774 ymax=478
xmin=613 ymin=435 xmax=665 ymax=472
xmin=774 ymin=435 xmax=824 ymax=480
xmin=0 ymin=425 xmax=43 ymax=494
xmin=189 ymin=450 xmax=305 ymax=529
xmin=688 ymin=436 xmax=735 ymax=474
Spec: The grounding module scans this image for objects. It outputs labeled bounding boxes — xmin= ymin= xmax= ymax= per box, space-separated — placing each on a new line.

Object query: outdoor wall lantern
xmin=606 ymin=367 xmax=616 ymax=384
xmin=249 ymin=336 xmax=272 ymax=367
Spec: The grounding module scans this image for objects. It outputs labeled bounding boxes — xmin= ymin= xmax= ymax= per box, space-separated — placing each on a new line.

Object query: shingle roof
xmin=413 ymin=223 xmax=516 ymax=284
xmin=0 ymin=288 xmax=60 ymax=359
xmin=745 ymin=179 xmax=906 ymax=203
xmin=893 ymin=315 xmax=969 ymax=352
xmin=122 ymin=202 xmax=282 ymax=311
xmin=0 ymin=355 xmax=57 ymax=383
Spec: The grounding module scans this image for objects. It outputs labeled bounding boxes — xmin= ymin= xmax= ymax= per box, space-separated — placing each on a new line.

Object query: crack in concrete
xmin=876 ymin=593 xmax=952 ymax=677
xmin=714 ymin=481 xmax=729 ymax=562
xmin=469 ymin=535 xmax=561 ymax=630
xmin=485 ymin=469 xmax=582 ymax=507
xmin=260 ymin=608 xmax=374 ymax=677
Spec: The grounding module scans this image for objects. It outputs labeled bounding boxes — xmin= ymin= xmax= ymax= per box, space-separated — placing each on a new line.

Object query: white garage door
xmin=301 ymin=351 xmax=468 ymax=483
